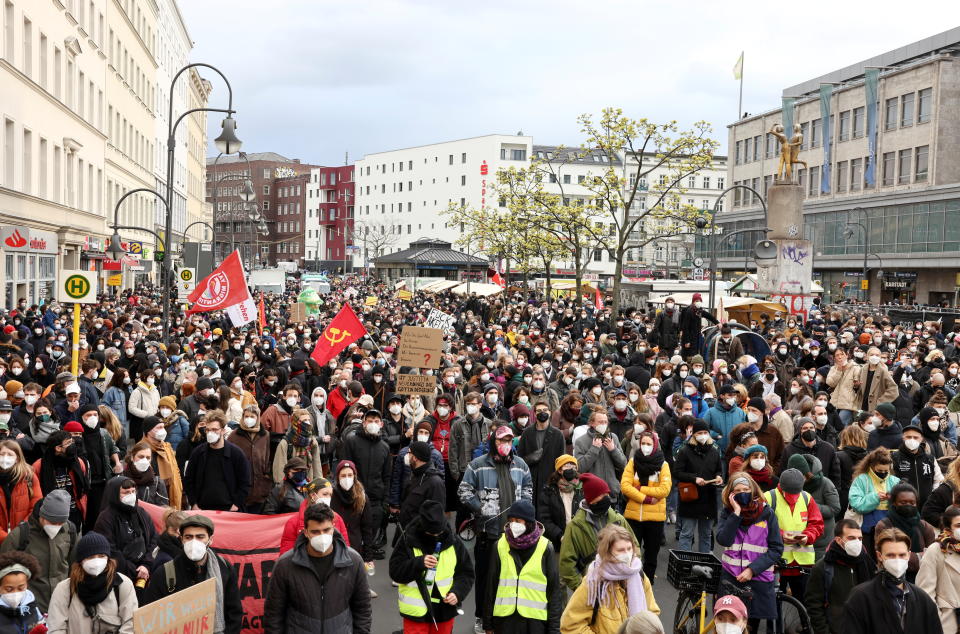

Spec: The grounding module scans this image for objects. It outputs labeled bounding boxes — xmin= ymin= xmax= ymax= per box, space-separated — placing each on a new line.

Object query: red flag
xmin=310 ymin=303 xmax=366 ymax=367
xmin=491 ymin=270 xmax=505 ymax=288
xmin=257 ymin=292 xmax=266 ymax=334
xmin=594 ymin=287 xmax=603 ymax=311
xmin=187 ymin=250 xmax=248 ymax=315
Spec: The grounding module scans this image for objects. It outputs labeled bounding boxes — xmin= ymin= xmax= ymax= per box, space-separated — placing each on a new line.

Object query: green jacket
xmin=558 ymin=503 xmax=638 ymax=591
xmin=0 ymin=512 xmax=77 ymax=613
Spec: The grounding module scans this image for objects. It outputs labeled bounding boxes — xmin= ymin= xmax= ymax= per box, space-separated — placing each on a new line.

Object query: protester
xmin=620 ymin=431 xmax=670 ymax=582
xmin=805 ymin=519 xmax=875 ymax=634
xmin=263 ymin=456 xmax=309 ymax=515
xmin=182 ymin=410 xmax=251 ymax=511
xmin=873 ymin=482 xmax=937 ymax=582
xmin=330 ymin=459 xmax=376 ymax=572
xmin=226 ymin=404 xmax=273 ymax=513
xmin=0 ymin=440 xmax=42 ymax=543
xmin=917 ymin=505 xmax=960 ymax=634
xmin=0 ymin=551 xmax=43 ymax=633
xmin=673 ymin=419 xmax=721 ymax=552
xmin=92 ymin=476 xmax=157 ymax=590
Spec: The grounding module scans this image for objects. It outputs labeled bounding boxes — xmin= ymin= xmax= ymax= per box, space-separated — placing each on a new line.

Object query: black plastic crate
xmin=667 ymin=550 xmax=723 ymax=593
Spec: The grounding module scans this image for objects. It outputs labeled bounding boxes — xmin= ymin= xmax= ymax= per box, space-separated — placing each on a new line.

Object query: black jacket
xmin=805 ymin=542 xmax=875 ymax=634
xmin=921 ymin=481 xmax=958 ymax=527
xmin=652 ymin=308 xmax=680 ymax=351
xmin=263 ymin=480 xmax=306 ymax=515
xmin=388 ymin=516 xmax=474 ymax=624
xmin=780 ymin=436 xmax=842 ymax=486
xmin=92 ymin=476 xmax=157 ymax=580
xmin=673 ymin=436 xmax=722 ymax=519
xmin=537 ymin=482 xmax=584 ymax=551
xmin=330 ymin=484 xmax=375 ymax=561
xmin=399 ymin=463 xmax=446 ymax=528
xmin=263 ymin=532 xmax=371 ymax=634
xmin=837 ymin=445 xmax=867 ymax=512
xmin=482 ymin=531 xmax=561 ymax=634
xmin=892 ymin=443 xmax=939 ymax=508
xmin=842 ymin=574 xmax=943 ymax=634
xmin=142 ymin=551 xmax=242 ymax=634
xmin=183 ymin=441 xmax=252 ymax=510
xmin=516 ymin=424 xmax=565 ymax=507
xmin=339 ymin=431 xmax=391 ymax=502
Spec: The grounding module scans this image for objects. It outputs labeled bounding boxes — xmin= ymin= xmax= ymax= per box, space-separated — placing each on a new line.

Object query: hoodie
xmin=307 ymin=386 xmax=336 ymax=456
xmin=92 ymin=476 xmax=157 ymax=579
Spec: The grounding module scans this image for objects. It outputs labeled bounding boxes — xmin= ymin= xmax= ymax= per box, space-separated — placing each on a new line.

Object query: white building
xmin=356 ymin=134 xmax=727 ymax=280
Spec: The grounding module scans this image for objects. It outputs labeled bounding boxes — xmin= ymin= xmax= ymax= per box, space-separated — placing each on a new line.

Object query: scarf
xmin=205 ymin=553 xmax=226 ymax=634
xmin=739 ymin=498 xmax=765 ymax=524
xmin=402 ymin=401 xmax=426 ymax=422
xmin=285 ymin=418 xmax=314 ymax=454
xmin=124 ymin=463 xmax=156 ymax=488
xmin=557 ymin=478 xmax=580 ymax=494
xmin=495 ymin=460 xmax=516 ymax=514
xmin=585 ymin=556 xmax=647 ymax=617
xmin=887 ymin=506 xmax=924 ymax=553
xmin=41 ymin=450 xmax=88 ymax=498
xmin=146 ymin=439 xmax=182 ymax=509
xmin=747 ymin=465 xmax=774 ymax=488
xmin=505 ymin=521 xmax=544 ymax=550
xmin=30 ymin=416 xmax=60 ymax=444
xmin=162 ymin=409 xmax=185 ymax=428
xmin=823 ymin=539 xmax=873 ymax=582
xmin=76 ymin=570 xmax=121 ymax=614
xmin=632 ymin=450 xmax=664 ymax=480
xmin=938 ymin=528 xmax=960 ymax=554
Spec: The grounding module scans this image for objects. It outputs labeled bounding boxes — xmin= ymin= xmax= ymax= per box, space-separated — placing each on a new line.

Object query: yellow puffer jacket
xmin=621 ymin=457 xmax=671 ymax=523
xmin=560 ymin=573 xmax=660 ymax=633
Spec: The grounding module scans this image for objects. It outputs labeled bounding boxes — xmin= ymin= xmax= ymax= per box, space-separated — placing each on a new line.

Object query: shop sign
xmin=0 ymin=226 xmax=58 ymax=254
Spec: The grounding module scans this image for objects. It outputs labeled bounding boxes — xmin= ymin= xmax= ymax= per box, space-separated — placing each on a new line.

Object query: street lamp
xmin=108 ymin=188 xmax=170 ymax=291
xmin=213 ymin=116 xmax=242 ymax=155
xmin=842 ymin=211 xmax=869 ymax=302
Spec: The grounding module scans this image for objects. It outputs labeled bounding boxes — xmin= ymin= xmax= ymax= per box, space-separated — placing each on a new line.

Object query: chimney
xmin=293 ymin=159 xmax=301 ymax=164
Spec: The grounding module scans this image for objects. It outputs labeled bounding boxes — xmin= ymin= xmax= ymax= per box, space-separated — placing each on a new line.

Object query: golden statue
xmin=771 ymin=123 xmax=808 ymax=182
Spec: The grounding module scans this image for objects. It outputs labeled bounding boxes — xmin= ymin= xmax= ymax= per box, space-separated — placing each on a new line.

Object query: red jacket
xmin=279 ymin=497 xmax=350 ymax=554
xmin=327 ymin=387 xmax=354 ymax=421
xmin=0 ymin=472 xmax=42 ymax=541
xmin=32 ymin=459 xmax=88 ymax=520
xmin=428 ymin=412 xmax=454 ymax=461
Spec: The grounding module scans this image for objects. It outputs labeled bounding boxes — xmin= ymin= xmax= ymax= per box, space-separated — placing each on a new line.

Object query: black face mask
xmin=589 ymin=496 xmax=612 ymax=516
xmin=536 ymin=411 xmax=550 ymax=423
xmin=893 ymin=504 xmax=917 ymax=518
xmin=801 ymin=430 xmax=817 ymax=442
xmin=562 ymin=469 xmax=579 ymax=482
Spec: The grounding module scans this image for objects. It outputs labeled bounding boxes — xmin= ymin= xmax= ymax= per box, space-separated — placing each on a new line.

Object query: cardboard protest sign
xmin=397 ymin=325 xmax=443 ymax=368
xmin=288 ymin=302 xmax=307 ymax=323
xmin=134 ymin=577 xmax=216 ymax=634
xmin=424 ymin=308 xmax=456 ymax=334
xmin=396 ymin=373 xmax=437 ymax=395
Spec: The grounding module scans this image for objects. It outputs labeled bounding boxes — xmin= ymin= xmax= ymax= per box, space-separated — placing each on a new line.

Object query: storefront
xmin=0 ymin=226 xmax=59 ymax=309
xmin=881 ymin=272 xmax=918 ymax=305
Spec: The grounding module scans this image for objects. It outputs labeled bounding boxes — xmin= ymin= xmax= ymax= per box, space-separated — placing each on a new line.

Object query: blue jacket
xmin=457 ymin=441 xmax=532 ymax=539
xmin=102 ymin=386 xmax=128 ymax=429
xmin=688 ymin=392 xmax=708 ymax=418
xmin=704 ymin=402 xmax=747 ymax=452
xmin=162 ymin=413 xmax=190 ymax=450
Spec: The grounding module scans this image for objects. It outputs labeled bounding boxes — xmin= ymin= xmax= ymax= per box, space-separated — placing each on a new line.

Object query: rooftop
xmin=206 ymin=152 xmax=297 ymax=165
xmin=373 ymin=238 xmax=488 ymax=266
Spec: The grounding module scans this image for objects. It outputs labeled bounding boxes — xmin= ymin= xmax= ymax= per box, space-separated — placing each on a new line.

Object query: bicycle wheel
xmin=672 ymin=591 xmax=702 ymax=634
xmin=778 ymin=593 xmax=811 ymax=634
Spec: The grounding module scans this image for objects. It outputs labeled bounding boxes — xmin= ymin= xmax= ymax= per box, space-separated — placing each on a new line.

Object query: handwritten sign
xmin=289 ymin=302 xmax=307 ymax=323
xmin=398 ymin=325 xmax=443 ymax=368
xmin=396 ymin=373 xmax=437 ymax=396
xmin=134 ymin=577 xmax=216 ymax=634
xmin=424 ymin=308 xmax=456 ymax=334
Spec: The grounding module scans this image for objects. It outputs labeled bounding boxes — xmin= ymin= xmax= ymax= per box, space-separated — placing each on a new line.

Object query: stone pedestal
xmin=756 ymin=179 xmax=813 ymax=295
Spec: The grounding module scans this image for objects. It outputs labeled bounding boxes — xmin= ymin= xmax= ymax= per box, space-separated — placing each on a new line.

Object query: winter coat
xmin=857 ymin=362 xmax=899 ymax=411
xmin=837 ymin=445 xmax=867 ymax=512
xmin=892 ymin=443 xmax=942 ymax=509
xmin=182 ymin=441 xmax=252 ymax=511
xmin=92 ymin=477 xmax=157 ymax=580
xmin=159 ymin=412 xmax=190 ymax=450
xmin=388 ymin=445 xmax=445 ymax=508
xmin=673 ymin=436 xmax=722 ymax=519
xmin=0 ymin=595 xmax=42 ymax=634
xmin=704 ymin=402 xmax=746 ymax=453
xmin=339 ymin=431 xmax=390 ymax=502
xmin=680 ymin=305 xmax=715 ymax=350
xmin=260 ymin=402 xmax=296 ymax=436
xmin=868 ymin=421 xmax=904 ymax=451
xmin=573 ymin=428 xmax=628 ymax=497
xmin=843 ymin=574 xmax=943 ymax=634
xmin=558 ymin=503 xmax=637 ymax=591
xmin=128 ymin=383 xmax=160 ymax=424
xmin=46 ymin=573 xmax=137 ymax=634
xmin=263 ymin=531 xmax=372 ymax=634
xmin=262 ymin=481 xmax=305 ymax=515
xmin=875 ymin=515 xmax=937 ymax=578
xmin=517 ymin=424 xmax=565 ymax=507
xmin=805 ymin=545 xmax=876 ymax=634
xmin=848 ymin=472 xmax=901 ymax=533
xmin=449 ymin=413 xmax=492 ymax=480
xmin=0 ymin=471 xmax=42 ymax=542
xmin=754 ymin=422 xmax=786 ymax=472
xmin=621 ymin=457 xmax=671 ymax=523
xmin=538 ymin=482 xmax=584 ymax=551
xmin=388 ymin=516 xmax=474 ymax=625
xmin=457 ymin=446 xmax=533 ymax=540
xmin=780 ymin=436 xmax=842 ymax=485
xmin=271 ymin=438 xmax=322 ymax=485
xmin=227 ymin=428 xmax=274 ymax=506
xmin=330 ymin=485 xmax=375 ymax=561
xmin=802 ymin=466 xmax=842 ymax=560
xmin=923 ymin=481 xmax=960 ymax=528
xmin=716 ymin=505 xmax=784 ymax=619
xmin=398 ymin=462 xmax=446 ymax=528
xmin=652 ymin=307 xmax=680 ymax=351
xmin=482 ymin=532 xmax=561 ymax=634
xmin=826 ymin=363 xmax=861 ymax=411
xmin=558 ymin=563 xmax=659 ymax=634
xmin=917 ymin=541 xmax=960 ymax=634
xmin=141 ymin=552 xmax=242 ymax=634
xmin=0 ymin=505 xmax=77 ymax=612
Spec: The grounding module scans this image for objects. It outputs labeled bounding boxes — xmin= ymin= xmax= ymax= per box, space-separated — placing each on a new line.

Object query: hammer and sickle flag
xmin=310 ymin=303 xmax=366 ymax=367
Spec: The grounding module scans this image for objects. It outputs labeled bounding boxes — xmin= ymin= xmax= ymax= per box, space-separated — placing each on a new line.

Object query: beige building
xmin=185 ymin=68 xmax=212 ymax=244
xmin=718 ymin=27 xmax=960 ymax=304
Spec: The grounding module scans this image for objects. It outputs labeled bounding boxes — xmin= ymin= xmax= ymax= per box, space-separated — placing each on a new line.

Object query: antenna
xmin=344 ymin=151 xmax=349 ymax=166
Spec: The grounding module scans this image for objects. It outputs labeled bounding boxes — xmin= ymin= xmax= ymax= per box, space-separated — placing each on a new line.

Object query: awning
xmin=421 ymin=280 xmax=459 ymax=292
xmin=450 ymin=282 xmax=503 ymax=297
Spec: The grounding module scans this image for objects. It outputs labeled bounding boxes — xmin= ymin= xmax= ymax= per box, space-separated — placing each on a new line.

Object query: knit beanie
xmin=507 ymin=499 xmax=536 ymax=524
xmin=747 ymin=397 xmax=766 ymax=412
xmin=74 ymin=532 xmax=111 ymax=563
xmin=554 ymin=454 xmax=578 ymax=472
xmin=779 ymin=468 xmax=805 ymax=494
xmin=579 ymin=472 xmax=610 ymax=503
xmin=40 ymin=489 xmax=71 ymax=523
xmin=409 ymin=441 xmax=432 ymax=463
xmin=158 ymin=395 xmax=177 ymax=411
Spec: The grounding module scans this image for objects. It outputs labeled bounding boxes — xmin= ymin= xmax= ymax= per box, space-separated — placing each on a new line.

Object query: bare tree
xmin=353 ymin=219 xmax=401 ymax=263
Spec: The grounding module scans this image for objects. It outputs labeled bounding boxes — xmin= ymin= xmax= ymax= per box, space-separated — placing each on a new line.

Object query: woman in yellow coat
xmin=561 ymin=524 xmax=660 ymax=634
xmin=621 ymin=430 xmax=671 ymax=582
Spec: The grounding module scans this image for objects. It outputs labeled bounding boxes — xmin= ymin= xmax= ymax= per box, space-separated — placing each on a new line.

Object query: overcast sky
xmin=180 ymin=1 xmax=953 ymax=166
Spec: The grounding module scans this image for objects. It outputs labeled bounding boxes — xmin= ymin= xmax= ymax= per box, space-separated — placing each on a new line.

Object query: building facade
xmin=718 ymin=27 xmax=960 ymax=304
xmin=305 ymin=164 xmax=355 ymax=273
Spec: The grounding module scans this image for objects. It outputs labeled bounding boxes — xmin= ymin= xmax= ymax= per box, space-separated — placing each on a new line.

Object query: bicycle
xmin=668 ymin=550 xmax=723 ymax=634
xmin=771 ymin=563 xmax=812 ymax=634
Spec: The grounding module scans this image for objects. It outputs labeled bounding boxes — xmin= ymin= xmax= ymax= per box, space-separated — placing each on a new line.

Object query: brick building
xmin=306 ymin=165 xmax=355 ymax=273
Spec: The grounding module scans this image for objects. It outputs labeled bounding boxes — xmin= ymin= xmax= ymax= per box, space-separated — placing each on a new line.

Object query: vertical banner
xmin=864 ymin=68 xmax=880 ymax=187
xmin=819 ymin=84 xmax=833 ymax=193
xmin=781 ymin=97 xmax=796 ymax=141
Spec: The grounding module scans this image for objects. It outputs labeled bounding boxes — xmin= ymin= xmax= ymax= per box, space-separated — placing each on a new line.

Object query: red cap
xmin=494 ymin=425 xmax=514 ymax=440
xmin=692 ymin=293 xmax=703 ymax=302
xmin=714 ymin=595 xmax=748 ymax=621
xmin=63 ymin=421 xmax=84 ymax=433
xmin=2 ymin=325 xmax=14 ymax=335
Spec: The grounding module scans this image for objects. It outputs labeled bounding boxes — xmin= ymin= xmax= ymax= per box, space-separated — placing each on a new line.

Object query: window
xmin=885 ymin=97 xmax=898 ymax=130
xmin=3 ymin=118 xmax=13 ymax=187
xmin=799 ymin=122 xmax=809 ymax=150
xmin=511 ymin=149 xmax=526 ymax=161
xmin=461 ymin=152 xmax=466 ymax=164
xmin=262 ymin=168 xmax=270 ymax=178
xmin=735 ymin=140 xmax=742 ymax=165
xmin=850 ymin=158 xmax=862 ymax=192
xmin=563 ymin=174 xmax=571 ymax=184
xmin=753 ymin=136 xmax=761 ymax=161
xmin=765 ymin=133 xmax=777 ymax=158
xmin=898 ymin=148 xmax=912 ymax=184
xmin=915 ymin=145 xmax=929 ymax=182
xmin=702 ymin=176 xmax=710 ymax=189
xmin=53 ymin=46 xmax=61 ymax=99
xmin=808 ymin=166 xmax=819 ymax=196
xmin=733 ymin=186 xmax=741 ymax=207
xmin=918 ymin=88 xmax=932 ymax=123
xmin=22 ymin=17 xmax=31 ymax=77
xmin=3 ymin=2 xmax=12 ymax=61
xmin=882 ymin=152 xmax=895 ymax=186
xmin=717 ymin=198 xmax=724 ymax=212
xmin=852 ymin=107 xmax=865 ymax=138
xmin=688 ymin=176 xmax=696 ymax=188
xmin=717 ymin=177 xmax=724 ymax=189
xmin=900 ymin=92 xmax=914 ymax=128
xmin=448 ymin=154 xmax=453 ymax=165
xmin=838 ymin=110 xmax=850 ymax=141
xmin=836 ymin=160 xmax=847 ymax=193
xmin=810 ymin=119 xmax=822 ymax=148
xmin=460 ymin=175 xmax=465 ymax=186
xmin=38 ymin=137 xmax=46 ymax=198
xmin=593 ymin=249 xmax=602 ymax=262
xmin=39 ymin=33 xmax=47 ymax=88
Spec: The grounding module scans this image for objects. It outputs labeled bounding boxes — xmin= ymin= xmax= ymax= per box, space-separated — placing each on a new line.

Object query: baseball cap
xmin=714 ymin=594 xmax=748 ymax=621
xmin=494 ymin=425 xmax=514 ymax=440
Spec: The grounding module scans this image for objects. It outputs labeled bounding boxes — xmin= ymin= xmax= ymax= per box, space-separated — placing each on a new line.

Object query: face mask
xmin=120 ymin=492 xmax=137 ymax=507
xmin=591 ymin=386 xmax=602 ymax=396
xmin=497 ymin=443 xmax=512 ymax=457
xmin=936 ymin=407 xmax=947 ymax=416
xmin=83 ymin=416 xmax=98 ymax=429
xmin=184 ymin=539 xmax=207 ymax=562
xmin=594 ymin=424 xmax=608 ymax=435
xmin=206 ymin=431 xmax=220 ymax=445
xmin=733 ymin=491 xmax=753 ymax=507
xmin=516 ymin=417 xmax=528 ymax=427
xmin=313 ymin=495 xmax=330 ymax=507
xmin=721 ymin=397 xmax=736 ymax=408
xmin=24 ymin=395 xmax=37 ymax=406
xmin=133 ymin=458 xmax=150 ymax=473
xmin=904 ymin=438 xmax=921 ymax=451
xmin=715 ymin=624 xmax=743 ymax=634
xmin=239 ymin=415 xmax=257 ymax=429
xmin=310 ymin=533 xmax=333 ymax=552
xmin=750 ymin=457 xmax=766 ymax=471
xmin=614 ymin=551 xmax=633 ymax=565
xmin=928 ymin=420 xmax=940 ymax=432
xmin=828 ymin=343 xmax=837 ymax=351
xmin=1 ymin=592 xmax=25 ymax=608
xmin=801 ymin=429 xmax=817 ymax=442
xmin=613 ymin=400 xmax=627 ymax=412
xmin=695 ymin=433 xmax=710 ymax=444
xmin=340 ymin=477 xmax=354 ymax=490
xmin=509 ymin=521 xmax=526 ymax=538
xmin=285 ymin=397 xmax=299 ymax=409
xmin=152 ymin=427 xmax=167 ymax=442
xmin=0 ymin=454 xmax=14 ymax=470
xmin=589 ymin=496 xmax=611 ymax=515
xmin=882 ymin=557 xmax=909 ymax=579
xmin=812 ymin=414 xmax=827 ymax=427
xmin=683 ymin=386 xmax=696 ymax=396
xmin=747 ymin=412 xmax=759 ymax=423
xmin=790 ymin=386 xmax=800 ymax=395
xmin=43 ymin=523 xmax=62 ymax=539
xmin=640 ymin=444 xmax=654 ymax=456
xmin=365 ymin=423 xmax=380 ymax=435
xmin=863 ymin=423 xmax=876 ymax=433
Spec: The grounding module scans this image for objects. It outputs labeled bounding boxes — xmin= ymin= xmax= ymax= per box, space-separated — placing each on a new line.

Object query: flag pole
xmin=737 ymin=52 xmax=744 ymax=119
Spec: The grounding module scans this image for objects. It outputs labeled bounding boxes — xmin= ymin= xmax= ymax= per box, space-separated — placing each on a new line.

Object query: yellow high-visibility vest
xmin=397 ymin=545 xmax=456 ymax=617
xmin=492 ymin=535 xmax=550 ymax=620
xmin=764 ymin=488 xmax=815 ymax=565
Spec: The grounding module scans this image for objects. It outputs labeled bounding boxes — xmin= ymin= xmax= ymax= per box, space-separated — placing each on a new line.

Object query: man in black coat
xmin=399 ymin=441 xmax=446 ymax=528
xmin=679 ymin=293 xmax=718 ymax=360
xmin=183 ymin=411 xmax=251 ymax=511
xmin=516 ymin=402 xmax=565 ymax=508
xmin=651 ymin=298 xmax=681 ymax=352
xmin=843 ymin=527 xmax=942 ymax=634
xmin=780 ymin=418 xmax=842 ymax=485
xmin=339 ymin=409 xmax=391 ymax=554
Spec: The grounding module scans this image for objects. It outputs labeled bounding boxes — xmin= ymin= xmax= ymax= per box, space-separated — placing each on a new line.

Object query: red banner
xmin=141 ymin=503 xmax=293 ymax=634
xmin=187 ymin=250 xmax=249 ymax=315
xmin=309 ymin=303 xmax=366 ymax=366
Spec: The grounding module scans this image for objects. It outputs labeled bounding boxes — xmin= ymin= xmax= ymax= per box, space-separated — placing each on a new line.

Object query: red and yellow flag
xmin=257 ymin=292 xmax=266 ymax=334
xmin=310 ymin=304 xmax=366 ymax=367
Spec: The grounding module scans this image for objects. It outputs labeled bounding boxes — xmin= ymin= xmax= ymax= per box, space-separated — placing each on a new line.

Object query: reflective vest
xmin=492 ymin=535 xmax=549 ymax=620
xmin=721 ymin=518 xmax=775 ymax=582
xmin=764 ymin=488 xmax=815 ymax=565
xmin=397 ymin=545 xmax=456 ymax=617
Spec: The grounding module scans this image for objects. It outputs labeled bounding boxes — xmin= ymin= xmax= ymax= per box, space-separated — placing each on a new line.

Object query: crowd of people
xmin=0 ymin=277 xmax=960 ymax=633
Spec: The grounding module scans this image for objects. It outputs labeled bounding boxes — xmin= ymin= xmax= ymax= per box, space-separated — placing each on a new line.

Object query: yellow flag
xmin=396 ymin=289 xmax=412 ymax=301
xmin=733 ymin=52 xmax=744 ymax=80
